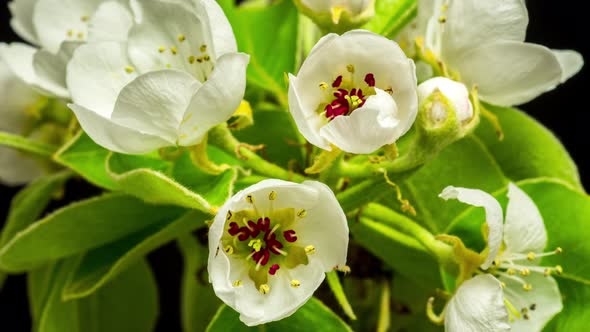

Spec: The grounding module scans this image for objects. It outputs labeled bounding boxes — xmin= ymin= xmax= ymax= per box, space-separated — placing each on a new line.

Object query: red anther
xmin=237 ymin=226 xmax=250 ymax=241
xmin=253 ymin=249 xmax=270 ymax=266
xmin=257 ymin=217 xmax=270 ymax=232
xmin=351 ymin=88 xmax=357 ymax=96
xmin=268 ymin=240 xmax=284 ymax=255
xmin=247 ymin=220 xmax=260 ymax=237
xmin=269 ymin=264 xmax=280 ymax=275
xmin=332 ymin=75 xmax=343 ymax=88
xmin=228 ymin=222 xmax=239 ymax=236
xmin=264 ymin=231 xmax=277 ymax=242
xmin=365 ymin=73 xmax=375 ymax=87
xmin=283 ymin=230 xmax=298 ymax=243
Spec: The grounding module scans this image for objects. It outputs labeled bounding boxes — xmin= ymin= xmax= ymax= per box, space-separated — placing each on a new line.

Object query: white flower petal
xmin=287 ymin=74 xmax=331 ymax=151
xmin=178 ymin=52 xmax=249 ymax=146
xmin=195 ymin=0 xmax=238 ymax=57
xmin=128 ymin=0 xmax=212 ymax=81
xmin=445 ymin=274 xmax=510 ymax=332
xmin=32 ymin=41 xmax=80 ymax=99
xmin=69 ymin=104 xmax=172 ymax=154
xmin=442 ymin=0 xmax=528 ymax=56
xmin=0 ymin=58 xmax=40 ymax=132
xmin=451 ymin=41 xmax=562 ymax=106
xmin=67 ymin=41 xmax=137 ymax=117
xmin=32 ymin=0 xmax=102 ymax=53
xmin=111 ymin=69 xmax=198 ymax=143
xmin=503 ymin=183 xmax=547 ymax=255
xmin=500 ymin=273 xmax=562 ymax=332
xmin=0 ymin=147 xmax=44 ymax=186
xmin=552 ymin=49 xmax=584 ymax=83
xmin=88 ymin=1 xmax=133 ymax=43
xmin=319 ymin=88 xmax=401 ymax=154
xmin=0 ymin=42 xmax=39 ymax=89
xmin=439 ymin=186 xmax=503 ymax=269
xmin=8 ymin=0 xmax=40 ymax=45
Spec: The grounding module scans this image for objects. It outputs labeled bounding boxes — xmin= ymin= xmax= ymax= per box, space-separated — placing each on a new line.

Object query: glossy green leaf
xmin=476 ymin=106 xmax=582 ymax=191
xmin=0 ymin=193 xmax=184 ymax=272
xmin=447 ymin=178 xmax=590 ymax=330
xmin=53 ymin=132 xmax=116 ymax=190
xmin=219 ymin=0 xmax=298 ymax=105
xmin=31 ymin=258 xmax=158 ymax=332
xmin=206 ymin=297 xmax=352 ymax=332
xmin=362 ymin=0 xmax=418 ymax=38
xmin=179 ymin=234 xmax=222 ymax=332
xmin=63 ymin=210 xmax=205 ymax=300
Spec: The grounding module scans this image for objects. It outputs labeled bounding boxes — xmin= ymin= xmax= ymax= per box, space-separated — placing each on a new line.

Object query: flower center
xmin=220 ymin=192 xmax=314 ymax=294
xmin=319 ymin=65 xmax=377 ymax=120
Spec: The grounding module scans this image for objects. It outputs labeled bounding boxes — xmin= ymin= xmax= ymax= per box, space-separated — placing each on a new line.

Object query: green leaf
xmin=179 ymin=234 xmax=222 ymax=332
xmin=446 ymin=178 xmax=590 ymax=330
xmin=63 ymin=210 xmax=206 ymax=300
xmin=476 ymin=106 xmax=582 ymax=191
xmin=206 ymin=297 xmax=352 ymax=332
xmin=362 ymin=0 xmax=418 ymax=38
xmin=398 ymin=137 xmax=508 ymax=233
xmin=1 ymin=171 xmax=71 ymax=248
xmin=0 ymin=193 xmax=184 ymax=272
xmin=234 ymin=110 xmax=305 ymax=169
xmin=31 ymin=258 xmax=158 ymax=332
xmin=0 ymin=131 xmax=58 ymax=157
xmin=219 ymin=0 xmax=298 ymax=105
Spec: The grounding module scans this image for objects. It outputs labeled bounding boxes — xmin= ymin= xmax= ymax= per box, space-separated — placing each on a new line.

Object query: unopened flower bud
xmin=418 ymin=77 xmax=473 ymax=124
xmin=293 ymin=0 xmax=375 ymax=33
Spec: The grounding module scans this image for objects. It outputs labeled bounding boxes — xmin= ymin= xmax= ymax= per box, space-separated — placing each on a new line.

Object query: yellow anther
xmin=170 ymin=47 xmax=178 ymax=55
xmin=158 ymin=46 xmax=166 ymax=53
xmin=188 ymin=55 xmax=196 ymax=64
xmin=305 ymin=245 xmax=316 ymax=255
xmin=441 ymin=4 xmax=448 ymax=12
xmin=269 ymin=191 xmax=277 ymax=201
xmin=520 ymin=268 xmax=531 ymax=276
xmin=523 ymin=284 xmax=533 ymax=291
xmin=319 ymin=82 xmax=329 ymax=90
xmin=67 ymin=29 xmax=74 ymax=37
xmin=178 ymin=34 xmax=186 ymax=42
xmin=249 ymin=239 xmax=262 ymax=252
xmin=197 ymin=57 xmax=204 ymax=63
xmin=507 ymin=268 xmax=516 ymax=275
xmin=259 ymin=284 xmax=270 ymax=294
xmin=500 ymin=282 xmax=506 ymax=288
xmin=346 ymin=64 xmax=355 ymax=73
xmin=290 ymin=280 xmax=301 ymax=288
xmin=226 ymin=210 xmax=233 ymax=220
xmin=246 ymin=195 xmax=254 ymax=204
xmin=224 ymin=245 xmax=234 ymax=255
xmin=438 ymin=15 xmax=447 ymax=23
xmin=527 ymin=252 xmax=536 ymax=261
xmin=81 ymin=15 xmax=90 ymax=22
xmin=297 ymin=209 xmax=307 ymax=218
xmin=337 ymin=265 xmax=351 ymax=274
xmin=544 ymin=268 xmax=551 ymax=277
xmin=124 ymin=66 xmax=135 ymax=74
xmin=233 ymin=280 xmax=243 ymax=287
xmin=166 ymin=64 xmax=171 ymax=68
xmin=555 ymin=247 xmax=563 ymax=254
xmin=200 ymin=44 xmax=207 ymax=52
xmin=203 ymin=55 xmax=210 ymax=61
xmin=555 ymin=265 xmax=563 ymax=275
xmin=77 ymin=32 xmax=84 ymax=39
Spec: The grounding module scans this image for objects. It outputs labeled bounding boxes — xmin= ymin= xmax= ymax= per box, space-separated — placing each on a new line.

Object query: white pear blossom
xmin=66 ymin=0 xmax=249 ymax=154
xmin=288 ymin=30 xmax=418 ymax=154
xmin=0 ymin=58 xmax=45 ymax=186
xmin=440 ymin=183 xmax=563 ymax=331
xmin=417 ymin=77 xmax=473 ymax=124
xmin=414 ymin=0 xmax=583 ymax=106
xmin=208 ymin=179 xmax=349 ymax=326
xmin=0 ymin=0 xmax=131 ymax=98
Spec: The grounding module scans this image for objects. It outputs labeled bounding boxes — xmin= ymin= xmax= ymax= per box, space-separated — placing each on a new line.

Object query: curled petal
xmin=504 ymin=183 xmax=547 ymax=255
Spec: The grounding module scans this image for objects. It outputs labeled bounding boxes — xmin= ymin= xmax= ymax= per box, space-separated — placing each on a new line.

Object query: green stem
xmin=336 ymin=177 xmax=391 ymax=213
xmin=0 ymin=131 xmax=58 ymax=158
xmin=208 ymin=124 xmax=306 ymax=182
xmin=325 ymin=271 xmax=357 ymax=320
xmin=362 ymin=203 xmax=454 ymax=267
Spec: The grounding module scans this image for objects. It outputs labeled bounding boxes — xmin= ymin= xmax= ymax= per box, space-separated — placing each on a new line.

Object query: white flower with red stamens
xmin=208 ymin=179 xmax=349 ymax=326
xmin=0 ymin=0 xmax=131 ymax=98
xmin=288 ymin=30 xmax=418 ymax=154
xmin=439 ymin=183 xmax=563 ymax=331
xmin=417 ymin=0 xmax=583 ymax=106
xmin=66 ymin=0 xmax=249 ymax=154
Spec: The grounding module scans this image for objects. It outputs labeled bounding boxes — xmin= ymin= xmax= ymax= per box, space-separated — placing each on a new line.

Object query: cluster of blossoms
xmin=0 ymin=0 xmax=583 ymax=330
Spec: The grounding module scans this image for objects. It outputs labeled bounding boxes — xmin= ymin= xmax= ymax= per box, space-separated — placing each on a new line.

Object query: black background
xmin=0 ymin=1 xmax=588 ymax=331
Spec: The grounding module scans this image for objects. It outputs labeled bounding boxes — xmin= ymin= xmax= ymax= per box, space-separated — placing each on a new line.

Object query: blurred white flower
xmin=67 ymin=0 xmax=249 ymax=154
xmin=0 ymin=58 xmax=45 ymax=186
xmin=288 ymin=30 xmax=417 ymax=154
xmin=417 ymin=77 xmax=473 ymax=124
xmin=415 ymin=0 xmax=583 ymax=106
xmin=440 ymin=183 xmax=563 ymax=331
xmin=0 ymin=0 xmax=131 ymax=98
xmin=208 ymin=179 xmax=349 ymax=326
